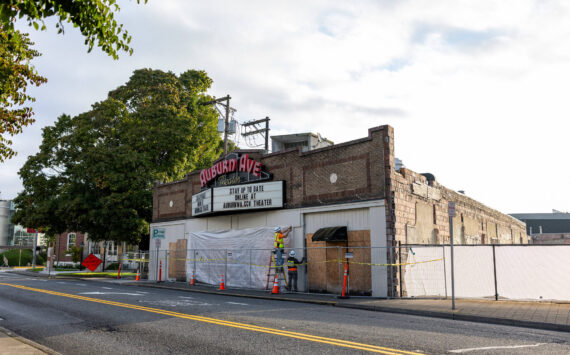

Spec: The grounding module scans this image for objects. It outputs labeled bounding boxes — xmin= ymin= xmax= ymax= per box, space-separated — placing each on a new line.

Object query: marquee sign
xmin=191 ymin=181 xmax=284 ymax=216
xmin=213 ymin=181 xmax=284 ymax=212
xmin=192 ymin=188 xmax=212 ymax=216
xmin=199 ymin=153 xmax=271 ymax=189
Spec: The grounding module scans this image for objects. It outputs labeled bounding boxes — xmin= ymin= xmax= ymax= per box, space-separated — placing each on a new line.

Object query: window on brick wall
xmin=67 ymin=233 xmax=76 ymax=249
xmin=433 ymin=205 xmax=437 ymax=224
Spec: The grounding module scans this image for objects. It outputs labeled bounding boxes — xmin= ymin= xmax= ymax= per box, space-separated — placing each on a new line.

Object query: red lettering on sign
xmin=246 ymin=158 xmax=255 ymax=174
xmin=239 ymin=154 xmax=248 ymax=172
xmin=228 ymin=159 xmax=236 ymax=172
xmin=253 ymin=161 xmax=261 ymax=177
xmin=199 ymin=154 xmax=264 ymax=187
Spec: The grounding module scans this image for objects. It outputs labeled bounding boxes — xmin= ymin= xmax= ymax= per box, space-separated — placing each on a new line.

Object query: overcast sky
xmin=1 ymin=0 xmax=569 ymax=214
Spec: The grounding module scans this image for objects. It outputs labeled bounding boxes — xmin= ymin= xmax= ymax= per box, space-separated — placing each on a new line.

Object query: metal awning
xmin=311 ymin=226 xmax=348 ymax=242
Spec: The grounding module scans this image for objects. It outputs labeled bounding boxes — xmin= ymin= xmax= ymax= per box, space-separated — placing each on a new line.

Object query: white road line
xmin=178 ymin=296 xmax=194 ymax=299
xmin=449 ymin=343 xmax=547 ymax=353
xmin=102 ymin=287 xmax=113 ymax=290
xmin=226 ymin=302 xmax=249 ymax=306
xmin=77 ymin=284 xmax=87 ymax=286
xmin=56 ymin=282 xmax=66 ymax=284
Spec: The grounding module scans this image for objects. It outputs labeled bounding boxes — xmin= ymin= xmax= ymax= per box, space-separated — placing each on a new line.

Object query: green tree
xmin=0 ymin=29 xmax=47 ymax=162
xmin=13 ymin=69 xmax=223 ymax=245
xmin=0 ymin=0 xmax=146 ymax=162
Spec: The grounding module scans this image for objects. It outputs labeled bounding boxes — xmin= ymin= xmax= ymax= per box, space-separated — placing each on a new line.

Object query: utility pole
xmin=32 ymin=230 xmax=37 ymax=269
xmin=201 ymin=95 xmax=233 ymax=156
xmin=241 ymin=117 xmax=270 ymax=153
xmin=448 ymin=202 xmax=456 ymax=311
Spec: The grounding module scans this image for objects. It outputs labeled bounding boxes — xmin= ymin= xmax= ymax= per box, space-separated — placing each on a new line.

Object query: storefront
xmin=151 ymin=125 xmax=527 ymax=297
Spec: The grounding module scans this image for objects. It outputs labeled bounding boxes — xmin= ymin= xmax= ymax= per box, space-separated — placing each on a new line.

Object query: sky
xmin=1 ymin=0 xmax=569 ymax=214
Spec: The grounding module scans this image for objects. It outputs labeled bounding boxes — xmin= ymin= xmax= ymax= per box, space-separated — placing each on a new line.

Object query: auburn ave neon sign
xmin=200 ymin=153 xmax=266 ymax=188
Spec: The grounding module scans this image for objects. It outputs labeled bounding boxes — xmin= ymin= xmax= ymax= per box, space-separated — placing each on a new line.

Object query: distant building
xmin=0 ymin=200 xmax=14 ymax=246
xmin=271 ymin=132 xmax=333 ymax=153
xmin=510 ymin=212 xmax=570 ymax=244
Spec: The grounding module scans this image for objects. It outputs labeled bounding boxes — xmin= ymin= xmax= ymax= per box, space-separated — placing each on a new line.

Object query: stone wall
xmin=392 ymin=168 xmax=528 ymax=245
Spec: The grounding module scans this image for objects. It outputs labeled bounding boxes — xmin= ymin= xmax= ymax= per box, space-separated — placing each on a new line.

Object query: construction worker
xmin=274 ymin=226 xmax=291 ymax=269
xmin=286 ymin=250 xmax=304 ymax=292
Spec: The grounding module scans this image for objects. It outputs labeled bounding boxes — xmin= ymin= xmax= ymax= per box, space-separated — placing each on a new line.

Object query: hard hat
xmin=274 ymin=226 xmax=281 ymax=232
xmin=289 ymin=250 xmax=296 ymax=257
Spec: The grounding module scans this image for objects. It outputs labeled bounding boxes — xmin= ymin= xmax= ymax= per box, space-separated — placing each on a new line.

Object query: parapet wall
xmin=153 ymin=126 xmax=391 ymax=221
xmin=392 ymin=168 xmax=527 ymax=244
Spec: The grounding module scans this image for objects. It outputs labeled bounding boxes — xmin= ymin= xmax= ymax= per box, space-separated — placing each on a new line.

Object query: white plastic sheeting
xmin=187 ymin=227 xmax=275 ymax=289
xmin=403 ymin=247 xmax=446 ymax=297
xmin=495 ymin=246 xmax=570 ymax=301
xmin=403 ymin=245 xmax=570 ymax=301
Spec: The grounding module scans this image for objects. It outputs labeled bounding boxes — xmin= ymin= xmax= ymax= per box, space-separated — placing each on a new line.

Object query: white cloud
xmin=1 ymin=0 xmax=569 ymax=213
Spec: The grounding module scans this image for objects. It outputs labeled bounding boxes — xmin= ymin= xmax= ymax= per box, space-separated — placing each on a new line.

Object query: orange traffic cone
xmin=190 ymin=272 xmax=196 ymax=286
xmin=271 ymin=274 xmax=280 ymax=294
xmin=218 ymin=274 xmax=226 ymax=290
xmin=136 ymin=268 xmax=140 ymax=281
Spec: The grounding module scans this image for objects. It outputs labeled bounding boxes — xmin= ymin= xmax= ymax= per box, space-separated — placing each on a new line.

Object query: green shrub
xmin=106 ymin=262 xmax=119 ymax=270
xmin=54 ymin=263 xmax=78 ymax=269
xmin=0 ymin=249 xmax=45 ymax=266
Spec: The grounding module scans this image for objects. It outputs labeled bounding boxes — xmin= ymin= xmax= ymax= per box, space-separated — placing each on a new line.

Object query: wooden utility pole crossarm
xmin=201 ymin=95 xmax=232 ymax=156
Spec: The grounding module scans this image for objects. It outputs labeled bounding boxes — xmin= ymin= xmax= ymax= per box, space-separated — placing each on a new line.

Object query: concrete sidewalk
xmin=126 ymin=280 xmax=570 ymax=333
xmin=0 ymin=327 xmax=58 ymax=355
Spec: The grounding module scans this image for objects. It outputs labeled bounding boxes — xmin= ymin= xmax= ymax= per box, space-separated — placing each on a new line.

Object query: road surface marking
xmin=0 ymin=282 xmax=420 ymax=355
xmin=79 ymin=292 xmax=144 ymax=296
xmin=449 ymin=343 xmax=547 ymax=353
xmin=102 ymin=287 xmax=113 ymax=290
xmin=77 ymin=284 xmax=87 ymax=286
xmin=226 ymin=302 xmax=249 ymax=306
xmin=138 ymin=299 xmax=212 ymax=307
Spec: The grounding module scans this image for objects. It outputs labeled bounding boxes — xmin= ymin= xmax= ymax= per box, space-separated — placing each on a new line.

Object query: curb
xmin=126 ymin=282 xmax=570 ymax=333
xmin=0 ymin=326 xmax=61 ymax=355
xmin=334 ymin=303 xmax=569 ymax=333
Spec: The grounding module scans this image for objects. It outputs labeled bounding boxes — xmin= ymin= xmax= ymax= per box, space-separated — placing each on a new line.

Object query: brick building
xmin=151 ymin=125 xmax=527 ymax=296
xmin=52 ymin=231 xmax=88 ymax=265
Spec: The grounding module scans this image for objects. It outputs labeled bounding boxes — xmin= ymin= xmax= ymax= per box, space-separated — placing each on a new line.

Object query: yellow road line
xmin=0 ymin=283 xmax=421 ymax=355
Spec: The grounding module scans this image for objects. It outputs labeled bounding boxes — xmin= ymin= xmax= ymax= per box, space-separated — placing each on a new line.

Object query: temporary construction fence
xmin=150 ymin=246 xmax=435 ymax=296
xmin=95 ymin=251 xmax=150 ymax=278
xmin=401 ymin=244 xmax=570 ymax=301
xmin=149 ymin=244 xmax=570 ymax=301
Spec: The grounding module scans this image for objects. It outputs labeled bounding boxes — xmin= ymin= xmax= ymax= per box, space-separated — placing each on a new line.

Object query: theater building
xmin=151 ymin=126 xmax=527 ymax=297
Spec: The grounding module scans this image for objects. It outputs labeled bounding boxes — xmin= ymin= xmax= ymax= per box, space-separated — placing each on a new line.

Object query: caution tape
xmin=154 ymin=256 xmax=444 ymax=268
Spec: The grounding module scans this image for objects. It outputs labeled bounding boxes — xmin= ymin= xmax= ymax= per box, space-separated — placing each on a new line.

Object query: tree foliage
xmin=13 ymin=69 xmax=223 ymax=244
xmin=0 ymin=29 xmax=47 ymax=161
xmin=0 ymin=0 xmax=146 ymax=162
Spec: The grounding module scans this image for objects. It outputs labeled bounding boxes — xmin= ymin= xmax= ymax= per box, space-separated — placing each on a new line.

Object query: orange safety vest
xmin=274 ymin=232 xmax=284 ymax=248
xmin=287 ymin=258 xmax=297 ymax=271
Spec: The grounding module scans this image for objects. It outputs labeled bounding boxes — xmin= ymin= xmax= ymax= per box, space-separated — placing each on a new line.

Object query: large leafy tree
xmin=0 ymin=29 xmax=46 ymax=161
xmin=13 ymin=69 xmax=222 ymax=244
xmin=0 ymin=0 xmax=146 ymax=162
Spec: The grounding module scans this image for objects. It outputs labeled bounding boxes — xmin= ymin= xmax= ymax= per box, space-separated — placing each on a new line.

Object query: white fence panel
xmin=496 ymin=246 xmax=570 ymax=301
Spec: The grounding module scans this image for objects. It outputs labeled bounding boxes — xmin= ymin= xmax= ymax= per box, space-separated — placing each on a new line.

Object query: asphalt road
xmin=0 ymin=271 xmax=568 ymax=354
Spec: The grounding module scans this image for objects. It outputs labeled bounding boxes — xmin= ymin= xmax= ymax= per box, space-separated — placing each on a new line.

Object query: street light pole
xmin=32 ymin=230 xmax=38 ymax=269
